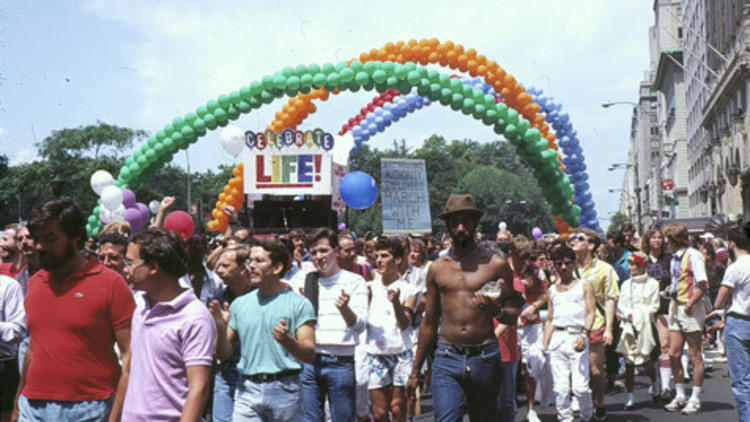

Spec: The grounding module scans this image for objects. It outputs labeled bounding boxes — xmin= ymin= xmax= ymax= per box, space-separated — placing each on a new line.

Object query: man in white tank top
xmin=542 ymin=246 xmax=595 ymax=422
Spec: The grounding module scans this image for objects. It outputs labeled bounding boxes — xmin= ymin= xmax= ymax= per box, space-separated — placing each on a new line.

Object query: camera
xmin=660 ymin=289 xmax=678 ymax=300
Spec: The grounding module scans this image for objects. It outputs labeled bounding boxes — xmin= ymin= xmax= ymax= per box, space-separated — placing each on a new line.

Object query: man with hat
xmin=406 ymin=194 xmax=521 ymax=422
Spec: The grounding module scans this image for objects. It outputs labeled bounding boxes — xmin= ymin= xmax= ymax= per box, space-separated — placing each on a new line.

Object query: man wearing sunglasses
xmin=570 ymin=229 xmax=619 ymax=421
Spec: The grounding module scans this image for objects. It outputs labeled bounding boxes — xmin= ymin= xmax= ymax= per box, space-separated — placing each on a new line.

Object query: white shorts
xmin=518 ymin=322 xmax=546 ymax=379
xmin=368 ymin=350 xmax=413 ymax=390
xmin=668 ymin=301 xmax=706 ymax=333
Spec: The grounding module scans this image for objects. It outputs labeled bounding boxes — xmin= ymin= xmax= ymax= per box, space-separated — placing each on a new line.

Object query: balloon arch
xmin=84 ymin=39 xmax=600 ymax=238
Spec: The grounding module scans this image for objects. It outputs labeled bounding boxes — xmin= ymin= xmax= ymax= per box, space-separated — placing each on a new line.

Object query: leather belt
xmin=243 ymin=369 xmax=301 ymax=382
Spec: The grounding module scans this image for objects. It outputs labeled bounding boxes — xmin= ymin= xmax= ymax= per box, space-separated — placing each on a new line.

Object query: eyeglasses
xmin=570 ymin=234 xmax=587 ymax=242
xmin=553 ymin=259 xmax=576 ymax=268
xmin=123 ymin=258 xmax=145 ymax=268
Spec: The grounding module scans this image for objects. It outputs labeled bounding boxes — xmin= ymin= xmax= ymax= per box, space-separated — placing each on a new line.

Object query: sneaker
xmin=624 ymin=398 xmax=635 ymax=410
xmin=681 ymin=399 xmax=701 ymax=414
xmin=664 ymin=396 xmax=686 ymax=412
xmin=526 ymin=409 xmax=541 ymax=422
xmin=594 ymin=407 xmax=607 ymax=421
xmin=713 ymin=356 xmax=728 ymax=363
xmin=613 ymin=379 xmax=626 ymax=390
xmin=571 ymin=396 xmax=580 ymax=413
xmin=660 ymin=388 xmax=672 ymax=402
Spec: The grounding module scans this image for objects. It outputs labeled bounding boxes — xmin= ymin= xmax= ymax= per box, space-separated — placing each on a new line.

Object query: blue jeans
xmin=17 ymin=336 xmax=29 ymax=375
xmin=432 ymin=340 xmax=501 ymax=422
xmin=234 ymin=374 xmax=302 ymax=422
xmin=496 ymin=361 xmax=518 ymax=422
xmin=18 ymin=394 xmax=113 ymax=422
xmin=725 ymin=314 xmax=750 ymax=422
xmin=213 ymin=363 xmax=240 ymax=422
xmin=301 ymin=354 xmax=356 ymax=422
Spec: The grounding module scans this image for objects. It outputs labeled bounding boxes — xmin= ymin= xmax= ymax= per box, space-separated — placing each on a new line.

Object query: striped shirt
xmin=578 ymin=257 xmax=620 ymax=330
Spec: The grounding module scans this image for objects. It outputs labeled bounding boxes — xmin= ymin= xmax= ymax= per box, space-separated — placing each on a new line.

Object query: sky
xmin=0 ymin=0 xmax=654 ymax=230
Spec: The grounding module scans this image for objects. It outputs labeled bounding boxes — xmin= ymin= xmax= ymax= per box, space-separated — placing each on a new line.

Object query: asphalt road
xmin=414 ymin=347 xmax=738 ymax=422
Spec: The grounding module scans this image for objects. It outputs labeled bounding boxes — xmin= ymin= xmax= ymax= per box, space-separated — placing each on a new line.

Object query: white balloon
xmin=111 ymin=205 xmax=126 ymax=221
xmin=148 ymin=200 xmax=161 ymax=215
xmin=219 ymin=125 xmax=246 ymax=157
xmin=101 ymin=186 xmax=124 ymax=211
xmin=90 ymin=170 xmax=114 ymax=195
xmin=99 ymin=207 xmax=114 ymax=224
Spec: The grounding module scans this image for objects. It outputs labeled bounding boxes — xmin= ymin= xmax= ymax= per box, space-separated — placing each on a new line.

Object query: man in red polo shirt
xmin=12 ymin=198 xmax=135 ymax=422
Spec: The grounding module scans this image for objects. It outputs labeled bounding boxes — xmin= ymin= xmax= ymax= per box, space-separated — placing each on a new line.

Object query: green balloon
xmin=449 ymin=78 xmax=462 ymax=94
xmin=505 ymin=124 xmax=518 ymax=139
xmin=339 ymin=68 xmax=354 ymax=83
xmin=248 ymin=97 xmax=262 ymax=109
xmin=506 ymin=108 xmax=520 ymax=126
xmin=495 ymin=102 xmax=508 ymax=119
xmin=417 ymin=81 xmax=430 ymax=97
xmin=386 ymin=76 xmax=398 ymax=88
xmin=450 ymin=93 xmax=463 ymax=111
xmin=136 ymin=155 xmax=148 ymax=166
xmin=237 ymin=100 xmax=251 ymax=114
xmin=312 ymin=73 xmax=326 ymax=88
xmin=363 ymin=61 xmax=378 ymax=73
xmin=218 ymin=94 xmax=231 ymax=109
xmin=203 ymin=113 xmax=217 ymax=130
xmin=493 ymin=121 xmax=506 ymax=135
xmin=349 ymin=61 xmax=363 ymax=73
xmin=397 ymin=80 xmax=411 ymax=94
xmin=155 ymin=130 xmax=167 ymax=141
xmin=461 ymin=98 xmax=475 ymax=115
xmin=119 ymin=166 xmax=131 ymax=179
xmin=163 ymin=123 xmax=175 ymax=135
xmin=322 ymin=63 xmax=336 ymax=74
xmin=427 ymin=69 xmax=440 ymax=83
xmin=372 ymin=69 xmax=387 ymax=84
xmin=214 ymin=108 xmax=228 ymax=125
xmin=461 ymin=85 xmax=473 ymax=98
xmin=88 ymin=215 xmax=97 ymax=224
xmin=229 ymin=91 xmax=241 ymax=104
xmin=374 ymin=82 xmax=388 ymax=93
xmin=483 ymin=94 xmax=496 ymax=109
xmin=393 ymin=63 xmax=408 ymax=80
xmin=406 ymin=70 xmax=421 ymax=85
xmin=523 ymin=128 xmax=541 ymax=143
xmin=325 ymin=73 xmax=340 ymax=88
xmin=362 ymin=80 xmax=374 ymax=91
xmin=273 ymin=74 xmax=286 ymax=90
xmin=335 ymin=62 xmax=348 ymax=72
xmin=181 ymin=125 xmax=196 ymax=141
xmin=227 ymin=105 xmax=240 ymax=120
xmin=260 ymin=90 xmax=274 ymax=104
xmin=472 ymin=104 xmax=486 ymax=120
xmin=438 ymin=88 xmax=452 ymax=105
xmin=282 ymin=66 xmax=296 ymax=77
xmin=300 ymin=73 xmax=314 ymax=89
xmin=381 ymin=61 xmax=395 ymax=74
xmin=354 ymin=72 xmax=370 ymax=85
xmin=517 ymin=118 xmax=530 ymax=134
xmin=250 ymin=81 xmax=263 ymax=96
xmin=239 ymin=86 xmax=252 ymax=101
xmin=147 ymin=136 xmax=158 ymax=147
xmin=483 ymin=109 xmax=498 ymax=125
xmin=295 ymin=64 xmax=307 ymax=75
xmin=154 ymin=142 xmax=165 ymax=154
xmin=207 ymin=100 xmax=219 ymax=112
xmin=261 ymin=75 xmax=275 ymax=90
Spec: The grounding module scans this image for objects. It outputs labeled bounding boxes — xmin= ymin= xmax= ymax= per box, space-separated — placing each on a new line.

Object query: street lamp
xmin=50 ymin=174 xmax=65 ymax=198
xmin=601 ymin=101 xmax=638 ymax=108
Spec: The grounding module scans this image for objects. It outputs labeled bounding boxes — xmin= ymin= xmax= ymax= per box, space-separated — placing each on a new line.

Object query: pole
xmin=185 ymin=150 xmax=192 ymax=214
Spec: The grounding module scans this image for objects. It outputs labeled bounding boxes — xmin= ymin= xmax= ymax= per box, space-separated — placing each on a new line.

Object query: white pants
xmin=549 ymin=330 xmax=593 ymax=422
xmin=354 ymin=345 xmax=370 ymax=418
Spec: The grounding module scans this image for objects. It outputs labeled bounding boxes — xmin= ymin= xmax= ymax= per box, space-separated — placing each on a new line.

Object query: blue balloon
xmin=339 ymin=171 xmax=378 ymax=210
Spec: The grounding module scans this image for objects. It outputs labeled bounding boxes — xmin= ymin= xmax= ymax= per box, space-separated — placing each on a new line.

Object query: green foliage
xmin=607 ymin=212 xmax=630 ymax=235
xmin=344 ymin=135 xmax=557 ymax=239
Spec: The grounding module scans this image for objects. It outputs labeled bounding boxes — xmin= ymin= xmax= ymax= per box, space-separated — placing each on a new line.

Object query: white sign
xmin=381 ymin=158 xmax=431 ymax=234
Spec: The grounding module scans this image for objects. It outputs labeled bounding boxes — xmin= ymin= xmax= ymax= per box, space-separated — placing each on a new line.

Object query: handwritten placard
xmin=381 ymin=158 xmax=431 ymax=234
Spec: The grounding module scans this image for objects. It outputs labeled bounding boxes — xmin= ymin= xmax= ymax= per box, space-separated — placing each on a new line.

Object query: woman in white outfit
xmin=615 ymin=252 xmax=660 ymax=409
xmin=542 ymin=246 xmax=596 ymax=422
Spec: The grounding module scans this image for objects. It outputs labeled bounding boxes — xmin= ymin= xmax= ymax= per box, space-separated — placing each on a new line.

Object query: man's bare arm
xmin=107 ymin=327 xmax=132 ymax=422
xmin=410 ymin=263 xmax=440 ymax=378
xmin=180 ymin=365 xmax=211 ymax=422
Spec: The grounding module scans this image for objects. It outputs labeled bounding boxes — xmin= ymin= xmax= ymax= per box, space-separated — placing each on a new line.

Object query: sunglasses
xmin=570 ymin=234 xmax=587 ymax=242
xmin=553 ymin=259 xmax=576 ymax=268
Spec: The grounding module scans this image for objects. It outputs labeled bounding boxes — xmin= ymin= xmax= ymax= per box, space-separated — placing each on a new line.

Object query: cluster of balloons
xmin=206 ymin=163 xmax=245 ymax=233
xmin=339 ymin=90 xmax=401 ymax=135
xmin=87 ymin=170 xmax=150 ymax=236
xmin=94 ymin=39 xmax=605 ymax=235
xmin=527 ymin=88 xmax=600 ymax=231
xmin=350 ymin=89 xmax=430 ymax=153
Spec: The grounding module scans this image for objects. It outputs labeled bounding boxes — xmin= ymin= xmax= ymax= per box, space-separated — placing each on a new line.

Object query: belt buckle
xmin=257 ymin=373 xmax=271 ymax=382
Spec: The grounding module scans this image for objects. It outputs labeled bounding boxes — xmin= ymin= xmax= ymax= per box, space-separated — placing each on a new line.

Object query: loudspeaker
xmin=251 ymin=198 xmax=336 ymax=232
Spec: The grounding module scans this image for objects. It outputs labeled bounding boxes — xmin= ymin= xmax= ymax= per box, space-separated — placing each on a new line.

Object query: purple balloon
xmin=124 ymin=207 xmax=141 ymax=227
xmin=531 ymin=227 xmax=543 ymax=240
xmin=135 ymin=202 xmax=150 ymax=228
xmin=122 ymin=188 xmax=136 ymax=209
xmin=337 ymin=222 xmax=347 ymax=231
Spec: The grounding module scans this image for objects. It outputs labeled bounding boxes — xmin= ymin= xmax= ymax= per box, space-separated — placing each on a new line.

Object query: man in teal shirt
xmin=211 ymin=238 xmax=316 ymax=422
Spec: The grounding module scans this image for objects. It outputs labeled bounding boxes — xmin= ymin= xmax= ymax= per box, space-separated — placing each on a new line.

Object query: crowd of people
xmin=0 ymin=193 xmax=748 ymax=422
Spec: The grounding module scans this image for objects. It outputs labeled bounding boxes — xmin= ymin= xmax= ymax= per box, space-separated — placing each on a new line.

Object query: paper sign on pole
xmin=331 ymin=163 xmax=348 ymax=213
xmin=381 ymin=158 xmax=431 ymax=234
xmin=244 ymin=129 xmax=333 ymax=195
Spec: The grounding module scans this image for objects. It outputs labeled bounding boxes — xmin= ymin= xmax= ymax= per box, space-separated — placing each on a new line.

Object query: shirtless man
xmin=406 ymin=194 xmax=519 ymax=422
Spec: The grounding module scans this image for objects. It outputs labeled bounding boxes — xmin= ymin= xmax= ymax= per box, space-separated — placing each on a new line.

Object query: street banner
xmin=331 ymin=163 xmax=348 ymax=213
xmin=381 ymin=158 xmax=431 ymax=234
xmin=244 ymin=129 xmax=333 ymax=195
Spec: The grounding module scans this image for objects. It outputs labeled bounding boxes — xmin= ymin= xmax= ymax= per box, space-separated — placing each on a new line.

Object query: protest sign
xmin=381 ymin=158 xmax=431 ymax=234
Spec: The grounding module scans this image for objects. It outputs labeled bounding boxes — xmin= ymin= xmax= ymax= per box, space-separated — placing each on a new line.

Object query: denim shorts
xmin=18 ymin=394 xmax=114 ymax=422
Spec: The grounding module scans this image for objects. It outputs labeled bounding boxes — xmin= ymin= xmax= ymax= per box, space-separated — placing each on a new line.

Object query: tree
xmin=607 ymin=212 xmax=630 ymax=235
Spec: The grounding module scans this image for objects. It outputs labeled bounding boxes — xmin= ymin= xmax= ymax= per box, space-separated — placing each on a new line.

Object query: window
xmin=678 ymin=27 xmax=683 ymax=39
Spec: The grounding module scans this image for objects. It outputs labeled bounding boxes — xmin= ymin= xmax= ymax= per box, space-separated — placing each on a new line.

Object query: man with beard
xmin=8 ymin=224 xmax=39 ymax=376
xmin=13 ymin=198 xmax=135 ymax=421
xmin=406 ymin=194 xmax=519 ymax=422
xmin=0 ymin=225 xmax=20 ymax=277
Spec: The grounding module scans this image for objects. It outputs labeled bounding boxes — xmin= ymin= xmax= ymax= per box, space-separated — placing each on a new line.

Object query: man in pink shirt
xmin=117 ymin=228 xmax=215 ymax=422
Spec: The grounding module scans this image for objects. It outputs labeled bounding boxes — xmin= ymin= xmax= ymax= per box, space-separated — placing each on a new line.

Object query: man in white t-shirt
xmin=367 ymin=237 xmax=418 ymax=422
xmin=713 ymin=227 xmax=750 ymax=422
xmin=301 ymin=228 xmax=368 ymax=422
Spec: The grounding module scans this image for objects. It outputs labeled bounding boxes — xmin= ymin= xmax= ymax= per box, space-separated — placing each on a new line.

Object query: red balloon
xmin=163 ymin=211 xmax=195 ymax=240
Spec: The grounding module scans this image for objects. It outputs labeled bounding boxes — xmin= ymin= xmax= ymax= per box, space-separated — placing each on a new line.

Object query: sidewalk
xmin=415 ymin=347 xmax=737 ymax=421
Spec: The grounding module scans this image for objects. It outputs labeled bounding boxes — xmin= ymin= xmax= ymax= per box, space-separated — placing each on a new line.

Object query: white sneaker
xmin=526 ymin=409 xmax=541 ymax=422
xmin=571 ymin=396 xmax=580 ymax=413
xmin=624 ymin=397 xmax=635 ymax=410
xmin=681 ymin=398 xmax=701 ymax=414
xmin=664 ymin=396 xmax=686 ymax=412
